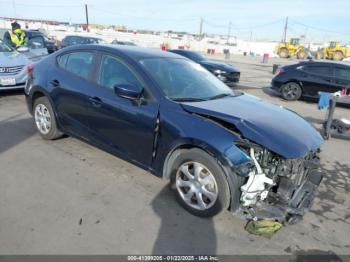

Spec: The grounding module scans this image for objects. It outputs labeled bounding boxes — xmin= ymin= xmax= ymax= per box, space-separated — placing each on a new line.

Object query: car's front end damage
xmin=180 ymin=94 xmax=324 ymax=224
xmin=234 ymin=140 xmax=322 ymax=224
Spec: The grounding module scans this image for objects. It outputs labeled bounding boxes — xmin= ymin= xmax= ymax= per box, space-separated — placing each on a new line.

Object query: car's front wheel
xmin=170 ymin=148 xmax=231 ymax=217
xmin=33 ymin=97 xmax=63 ymax=140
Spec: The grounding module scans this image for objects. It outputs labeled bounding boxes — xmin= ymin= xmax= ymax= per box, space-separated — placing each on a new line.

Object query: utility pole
xmin=85 ymin=4 xmax=89 ymax=32
xmin=283 ymin=16 xmax=288 ymax=43
xmin=226 ymin=21 xmax=232 ymax=44
xmin=199 ymin=17 xmax=203 ymax=40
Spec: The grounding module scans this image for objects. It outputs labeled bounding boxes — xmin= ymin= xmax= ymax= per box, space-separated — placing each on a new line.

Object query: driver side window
xmin=98 ymin=54 xmax=142 ymax=90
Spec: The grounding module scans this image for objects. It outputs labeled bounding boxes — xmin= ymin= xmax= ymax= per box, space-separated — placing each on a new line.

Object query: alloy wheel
xmin=34 ymin=104 xmax=51 ymax=135
xmin=282 ymin=83 xmax=301 ymax=100
xmin=176 ymin=161 xmax=218 ymax=210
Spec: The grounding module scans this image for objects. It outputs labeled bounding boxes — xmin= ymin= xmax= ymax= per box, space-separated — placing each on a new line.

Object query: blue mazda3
xmin=25 ymin=44 xmax=324 ymax=223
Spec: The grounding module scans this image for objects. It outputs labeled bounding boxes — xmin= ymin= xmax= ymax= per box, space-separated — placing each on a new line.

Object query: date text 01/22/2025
xmin=127 ymin=255 xmax=219 ymax=261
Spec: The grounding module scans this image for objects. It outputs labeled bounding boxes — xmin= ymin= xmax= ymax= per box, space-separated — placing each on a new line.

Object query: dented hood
xmin=181 ymin=94 xmax=323 ymax=159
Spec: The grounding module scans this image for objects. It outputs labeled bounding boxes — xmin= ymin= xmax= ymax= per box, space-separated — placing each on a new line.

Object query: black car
xmin=168 ymin=49 xmax=240 ymax=86
xmin=24 ymin=30 xmax=58 ymax=54
xmin=60 ymin=35 xmax=106 ymax=48
xmin=272 ymin=61 xmax=350 ymax=101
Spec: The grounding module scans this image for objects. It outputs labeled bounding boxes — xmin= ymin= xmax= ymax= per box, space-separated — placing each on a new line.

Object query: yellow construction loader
xmin=276 ymin=38 xmax=307 ymax=59
xmin=315 ymin=41 xmax=350 ymax=61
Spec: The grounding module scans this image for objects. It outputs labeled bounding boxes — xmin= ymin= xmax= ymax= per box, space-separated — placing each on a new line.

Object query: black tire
xmin=281 ymin=82 xmax=302 ymax=101
xmin=169 ymin=148 xmax=231 ymax=217
xmin=333 ymin=51 xmax=344 ymax=61
xmin=279 ymin=48 xmax=289 ymax=58
xmin=33 ymin=96 xmax=63 ymax=140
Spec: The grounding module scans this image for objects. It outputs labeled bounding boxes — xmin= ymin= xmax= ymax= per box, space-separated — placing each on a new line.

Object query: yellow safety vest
xmin=8 ymin=29 xmax=26 ymax=47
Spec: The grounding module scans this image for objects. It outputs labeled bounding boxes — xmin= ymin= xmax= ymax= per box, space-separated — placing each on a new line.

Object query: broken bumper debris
xmin=236 ymin=142 xmax=322 ymax=224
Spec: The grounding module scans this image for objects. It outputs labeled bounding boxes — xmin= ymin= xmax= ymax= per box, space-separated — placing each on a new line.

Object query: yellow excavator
xmin=315 ymin=41 xmax=350 ymax=61
xmin=276 ymin=38 xmax=307 ymax=59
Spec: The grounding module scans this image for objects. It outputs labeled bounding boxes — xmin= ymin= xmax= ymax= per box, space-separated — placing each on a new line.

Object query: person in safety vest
xmin=3 ymin=22 xmax=26 ymax=48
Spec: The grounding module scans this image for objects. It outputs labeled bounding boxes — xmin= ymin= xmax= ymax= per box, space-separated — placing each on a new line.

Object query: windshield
xmin=291 ymin=39 xmax=300 ymax=45
xmin=0 ymin=40 xmax=14 ymax=52
xmin=140 ymin=58 xmax=236 ymax=101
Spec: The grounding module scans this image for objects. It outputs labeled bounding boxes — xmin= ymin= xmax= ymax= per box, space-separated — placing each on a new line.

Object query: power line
xmin=91 ymin=7 xmax=197 ymax=22
xmin=203 ymin=19 xmax=227 ymax=28
xmin=232 ymin=18 xmax=284 ymax=31
xmin=290 ymin=18 xmax=350 ymax=35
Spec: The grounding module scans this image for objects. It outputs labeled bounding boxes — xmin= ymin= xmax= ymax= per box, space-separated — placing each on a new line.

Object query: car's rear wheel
xmin=281 ymin=82 xmax=302 ymax=101
xmin=170 ymin=148 xmax=231 ymax=217
xmin=33 ymin=97 xmax=63 ymax=140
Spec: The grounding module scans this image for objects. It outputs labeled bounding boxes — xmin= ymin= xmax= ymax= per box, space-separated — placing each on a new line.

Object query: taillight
xmin=27 ymin=64 xmax=34 ymax=74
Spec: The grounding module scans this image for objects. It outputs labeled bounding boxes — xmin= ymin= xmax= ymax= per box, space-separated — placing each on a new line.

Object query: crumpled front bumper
xmin=238 ymin=169 xmax=323 ymax=224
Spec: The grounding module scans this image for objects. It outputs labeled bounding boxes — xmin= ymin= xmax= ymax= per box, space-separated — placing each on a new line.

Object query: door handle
xmin=50 ymin=79 xmax=60 ymax=87
xmin=89 ymin=97 xmax=103 ymax=108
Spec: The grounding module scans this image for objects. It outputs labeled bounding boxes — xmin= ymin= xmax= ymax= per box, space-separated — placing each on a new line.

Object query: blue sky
xmin=1 ymin=0 xmax=350 ymax=42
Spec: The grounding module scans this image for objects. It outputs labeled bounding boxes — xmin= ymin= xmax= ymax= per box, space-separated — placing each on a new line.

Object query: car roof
xmin=59 ymin=44 xmax=184 ymax=60
xmin=24 ymin=30 xmax=43 ymax=35
xmin=169 ymin=49 xmax=196 ymax=53
xmin=64 ymin=35 xmax=102 ymax=40
xmin=298 ymin=60 xmax=350 ymax=68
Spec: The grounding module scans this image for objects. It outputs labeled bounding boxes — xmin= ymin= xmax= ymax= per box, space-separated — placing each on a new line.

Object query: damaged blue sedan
xmin=25 ymin=45 xmax=323 ymax=223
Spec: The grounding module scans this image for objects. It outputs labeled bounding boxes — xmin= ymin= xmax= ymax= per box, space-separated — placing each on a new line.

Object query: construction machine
xmin=315 ymin=41 xmax=350 ymax=61
xmin=276 ymin=38 xmax=307 ymax=59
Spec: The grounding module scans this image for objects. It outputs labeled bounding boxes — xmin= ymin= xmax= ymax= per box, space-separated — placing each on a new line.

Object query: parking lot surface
xmin=0 ymin=56 xmax=350 ymax=256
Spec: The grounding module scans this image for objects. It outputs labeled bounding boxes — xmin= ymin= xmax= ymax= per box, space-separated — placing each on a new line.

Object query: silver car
xmin=0 ymin=39 xmax=47 ymax=91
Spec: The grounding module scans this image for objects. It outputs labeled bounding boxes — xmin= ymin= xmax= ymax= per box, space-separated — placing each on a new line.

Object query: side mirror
xmin=17 ymin=46 xmax=29 ymax=52
xmin=114 ymin=84 xmax=143 ymax=100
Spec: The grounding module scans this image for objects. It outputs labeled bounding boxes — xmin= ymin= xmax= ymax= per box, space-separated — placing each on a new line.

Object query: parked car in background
xmin=168 ymin=49 xmax=240 ymax=86
xmin=60 ymin=35 xmax=106 ymax=48
xmin=111 ymin=40 xmax=137 ymax=46
xmin=0 ymin=40 xmax=31 ymax=90
xmin=272 ymin=61 xmax=350 ymax=101
xmin=24 ymin=30 xmax=58 ymax=54
xmin=25 ymin=45 xmax=323 ymax=223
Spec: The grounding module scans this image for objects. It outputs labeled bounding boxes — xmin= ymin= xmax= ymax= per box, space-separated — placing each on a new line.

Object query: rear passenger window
xmin=65 ymin=52 xmax=94 ymax=79
xmin=335 ymin=67 xmax=350 ymax=80
xmin=57 ymin=54 xmax=69 ymax=68
xmin=98 ymin=55 xmax=142 ymax=89
xmin=303 ymin=66 xmax=330 ymax=76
